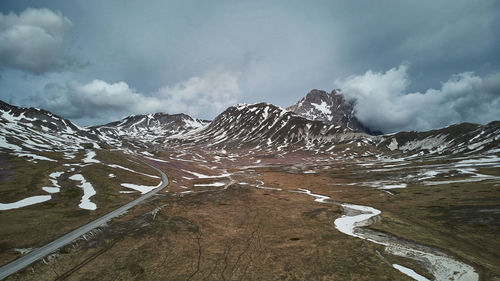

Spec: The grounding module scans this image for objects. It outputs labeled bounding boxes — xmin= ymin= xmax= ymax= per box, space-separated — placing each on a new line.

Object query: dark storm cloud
xmin=1 ymin=0 xmax=499 ymax=128
xmin=335 ymin=65 xmax=500 ymax=133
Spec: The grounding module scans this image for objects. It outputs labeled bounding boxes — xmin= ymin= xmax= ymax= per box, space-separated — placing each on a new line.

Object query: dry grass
xmin=0 ymin=149 xmax=163 ymax=266
xmin=3 ymin=148 xmax=499 ymax=280
xmin=8 ymin=183 xmax=412 ymax=281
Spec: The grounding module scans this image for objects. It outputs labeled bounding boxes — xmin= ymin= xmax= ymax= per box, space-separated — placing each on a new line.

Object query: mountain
xmin=1 ymin=99 xmax=499 ymax=156
xmin=89 ymin=113 xmax=209 ymax=145
xmin=0 ymin=100 xmax=101 ymax=162
xmin=377 ymin=121 xmax=500 ymax=155
xmin=288 ymin=89 xmax=377 ymax=134
xmin=179 ymin=102 xmax=370 ymax=149
xmin=0 ymin=100 xmax=85 ymax=137
xmin=0 ymin=100 xmax=210 ymax=152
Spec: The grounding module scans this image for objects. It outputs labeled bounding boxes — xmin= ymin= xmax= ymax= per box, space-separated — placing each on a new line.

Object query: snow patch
xmin=392 ymin=264 xmax=430 ymax=281
xmin=388 ymin=139 xmax=398 ymax=151
xmin=69 ymin=174 xmax=97 ymax=210
xmin=108 ymin=164 xmax=159 ymax=178
xmin=121 ymin=182 xmax=161 ymax=194
xmin=42 ymin=187 xmax=60 ymax=193
xmin=194 ymin=182 xmax=226 ymax=187
xmin=16 ymin=153 xmax=57 ymax=162
xmin=82 ymin=150 xmax=100 ymax=163
xmin=334 ymin=203 xmax=381 ymax=238
xmin=182 ymin=169 xmax=231 ymax=179
xmin=0 ymin=195 xmax=52 ymax=210
xmin=0 ymin=136 xmax=22 ymax=151
xmin=378 ymin=184 xmax=407 ymax=189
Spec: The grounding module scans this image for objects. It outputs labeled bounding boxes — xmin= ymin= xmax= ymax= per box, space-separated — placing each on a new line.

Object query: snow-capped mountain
xmin=89 ymin=113 xmax=209 ymax=144
xmin=0 ymin=99 xmax=214 ymax=160
xmin=0 ymin=100 xmax=88 ymax=137
xmin=377 ymin=121 xmax=500 ymax=155
xmin=288 ymin=89 xmax=376 ymax=134
xmin=180 ymin=102 xmax=370 ymax=149
xmin=0 ymin=100 xmax=101 ymax=162
xmin=1 ymin=99 xmax=499 ymax=156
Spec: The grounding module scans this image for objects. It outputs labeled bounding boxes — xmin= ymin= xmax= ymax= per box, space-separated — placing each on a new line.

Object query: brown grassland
xmin=2 ymin=148 xmax=500 ymax=280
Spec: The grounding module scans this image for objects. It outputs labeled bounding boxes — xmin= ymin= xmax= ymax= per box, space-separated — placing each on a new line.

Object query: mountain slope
xmin=90 ymin=113 xmax=209 ymax=145
xmin=0 ymin=100 xmax=101 ymax=161
xmin=2 ymin=99 xmax=498 ymax=156
xmin=288 ymin=89 xmax=376 ymax=134
xmin=179 ymin=102 xmax=370 ymax=149
xmin=377 ymin=121 xmax=500 ymax=155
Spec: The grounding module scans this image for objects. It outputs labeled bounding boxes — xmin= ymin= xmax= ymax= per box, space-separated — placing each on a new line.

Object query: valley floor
xmin=1 ymin=147 xmax=500 ymax=280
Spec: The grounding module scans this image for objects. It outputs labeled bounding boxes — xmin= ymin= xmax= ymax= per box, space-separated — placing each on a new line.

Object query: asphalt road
xmin=0 ymin=160 xmax=168 ymax=280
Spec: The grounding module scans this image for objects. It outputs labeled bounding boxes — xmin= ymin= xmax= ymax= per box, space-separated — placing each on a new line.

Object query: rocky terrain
xmin=177 ymin=102 xmax=369 ymax=149
xmin=287 ymin=89 xmax=376 ymax=134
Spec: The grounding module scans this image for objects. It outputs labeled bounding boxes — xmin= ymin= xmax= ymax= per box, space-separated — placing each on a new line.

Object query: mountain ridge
xmin=1 ymin=97 xmax=499 ymax=156
xmin=176 ymin=102 xmax=369 ymax=149
xmin=88 ymin=112 xmax=209 ymax=146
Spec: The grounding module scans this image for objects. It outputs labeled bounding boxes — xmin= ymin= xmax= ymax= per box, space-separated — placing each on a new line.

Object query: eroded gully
xmin=292 ymin=188 xmax=479 ymax=281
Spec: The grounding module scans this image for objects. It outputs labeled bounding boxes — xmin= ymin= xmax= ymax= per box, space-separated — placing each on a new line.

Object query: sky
xmin=0 ymin=0 xmax=499 ymax=132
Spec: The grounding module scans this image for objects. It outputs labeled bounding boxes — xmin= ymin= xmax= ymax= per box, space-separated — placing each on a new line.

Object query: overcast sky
xmin=1 ymin=0 xmax=499 ymax=132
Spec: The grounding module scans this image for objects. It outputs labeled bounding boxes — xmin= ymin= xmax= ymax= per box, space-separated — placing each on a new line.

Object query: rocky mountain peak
xmin=288 ymin=89 xmax=378 ymax=135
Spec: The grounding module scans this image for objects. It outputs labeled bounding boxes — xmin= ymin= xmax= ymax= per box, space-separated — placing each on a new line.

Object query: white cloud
xmin=0 ymin=8 xmax=72 ymax=74
xmin=335 ymin=65 xmax=500 ymax=133
xmin=31 ymin=67 xmax=240 ymax=124
xmin=155 ymin=66 xmax=240 ymax=118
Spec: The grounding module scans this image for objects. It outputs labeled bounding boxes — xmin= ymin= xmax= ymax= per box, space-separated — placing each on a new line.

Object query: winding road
xmin=0 ymin=160 xmax=168 ymax=280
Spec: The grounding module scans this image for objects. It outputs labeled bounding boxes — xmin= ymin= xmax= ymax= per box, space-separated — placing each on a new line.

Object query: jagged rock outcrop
xmin=288 ymin=89 xmax=377 ymax=134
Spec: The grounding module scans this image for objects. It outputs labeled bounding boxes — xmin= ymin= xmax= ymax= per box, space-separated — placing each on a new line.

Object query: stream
xmin=294 ymin=188 xmax=479 ymax=281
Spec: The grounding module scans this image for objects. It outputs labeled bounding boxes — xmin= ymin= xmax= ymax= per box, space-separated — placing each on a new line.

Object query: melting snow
xmin=41 ymin=171 xmax=63 ymax=194
xmin=42 ymin=187 xmax=60 ymax=193
xmin=333 ymin=202 xmax=478 ymax=281
xmin=108 ymin=164 xmax=159 ymax=178
xmin=392 ymin=264 xmax=430 ymax=281
xmin=334 ymin=203 xmax=381 ymax=238
xmin=0 ymin=136 xmax=22 ymax=151
xmin=119 ymin=190 xmax=136 ymax=194
xmin=418 ymin=170 xmax=440 ymax=180
xmin=378 ymin=184 xmax=407 ymax=189
xmin=387 ymin=246 xmax=478 ymax=281
xmin=16 ymin=153 xmax=57 ymax=162
xmin=69 ymin=174 xmax=97 ymax=210
xmin=388 ymin=139 xmax=398 ymax=151
xmin=296 ymin=188 xmax=330 ymax=203
xmin=82 ymin=150 xmax=100 ymax=163
xmin=0 ymin=195 xmax=52 ymax=210
xmin=194 ymin=182 xmax=226 ymax=187
xmin=64 ymin=152 xmax=76 ymax=159
xmin=455 ymin=155 xmax=500 ymax=167
xmin=182 ymin=169 xmax=231 ymax=179
xmin=120 ymin=182 xmax=161 ymax=194
xmin=311 ymin=101 xmax=331 ymax=117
